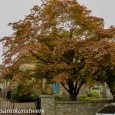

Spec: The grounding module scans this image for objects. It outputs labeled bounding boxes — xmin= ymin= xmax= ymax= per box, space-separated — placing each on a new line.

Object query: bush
xmin=80 ymin=95 xmax=87 ymax=99
xmin=79 ymin=95 xmax=90 ymax=101
xmin=12 ymin=84 xmax=35 ymax=102
xmin=92 ymin=90 xmax=99 ymax=98
xmin=34 ymin=93 xmax=40 ymax=99
xmin=55 ymin=95 xmax=59 ymax=100
xmin=13 ymin=93 xmax=35 ymax=102
xmin=84 ymin=97 xmax=90 ymax=100
xmin=87 ymin=92 xmax=93 ymax=97
xmin=87 ymin=90 xmax=99 ymax=98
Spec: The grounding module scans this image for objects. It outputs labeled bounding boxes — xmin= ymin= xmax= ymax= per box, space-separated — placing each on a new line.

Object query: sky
xmin=0 ymin=0 xmax=115 ymax=64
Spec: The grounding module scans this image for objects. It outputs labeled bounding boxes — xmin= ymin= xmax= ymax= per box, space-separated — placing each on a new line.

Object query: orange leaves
xmin=44 ymin=63 xmax=71 ymax=73
xmin=56 ymin=63 xmax=71 ymax=70
xmin=53 ymin=38 xmax=76 ymax=58
xmin=52 ymin=72 xmax=69 ymax=83
xmin=1 ymin=0 xmax=115 ymax=94
xmin=21 ymin=44 xmax=41 ymax=52
xmin=98 ymin=27 xmax=115 ymax=38
xmin=0 ymin=0 xmax=108 ymax=69
xmin=32 ymin=5 xmax=39 ymax=12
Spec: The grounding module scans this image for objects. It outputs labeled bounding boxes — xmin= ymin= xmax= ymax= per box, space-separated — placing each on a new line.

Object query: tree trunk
xmin=106 ymin=81 xmax=115 ymax=101
xmin=113 ymin=95 xmax=115 ymax=101
xmin=61 ymin=80 xmax=85 ymax=101
xmin=69 ymin=93 xmax=77 ymax=101
xmin=110 ymin=90 xmax=115 ymax=101
xmin=68 ymin=86 xmax=80 ymax=101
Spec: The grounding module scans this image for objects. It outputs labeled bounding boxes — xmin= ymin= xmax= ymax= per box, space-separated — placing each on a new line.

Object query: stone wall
xmin=55 ymin=100 xmax=114 ymax=115
xmin=40 ymin=95 xmax=114 ymax=115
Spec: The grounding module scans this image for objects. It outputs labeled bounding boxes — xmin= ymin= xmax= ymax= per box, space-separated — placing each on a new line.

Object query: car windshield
xmin=97 ymin=105 xmax=115 ymax=114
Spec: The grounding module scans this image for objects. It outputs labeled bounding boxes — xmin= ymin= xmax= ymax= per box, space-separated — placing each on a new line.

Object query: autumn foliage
xmin=1 ymin=0 xmax=115 ymax=100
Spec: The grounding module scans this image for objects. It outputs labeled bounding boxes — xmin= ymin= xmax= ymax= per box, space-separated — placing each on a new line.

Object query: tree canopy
xmin=1 ymin=0 xmax=115 ymax=100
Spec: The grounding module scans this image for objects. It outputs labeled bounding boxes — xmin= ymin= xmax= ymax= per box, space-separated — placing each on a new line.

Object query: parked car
xmin=95 ymin=103 xmax=115 ymax=115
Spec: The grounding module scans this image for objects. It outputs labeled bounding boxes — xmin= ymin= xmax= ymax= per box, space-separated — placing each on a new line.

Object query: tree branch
xmin=39 ymin=38 xmax=53 ymax=51
xmin=29 ymin=51 xmax=48 ymax=64
xmin=74 ymin=81 xmax=77 ymax=93
xmin=70 ymin=29 xmax=73 ymax=39
xmin=76 ymin=79 xmax=86 ymax=92
xmin=61 ymin=82 xmax=69 ymax=92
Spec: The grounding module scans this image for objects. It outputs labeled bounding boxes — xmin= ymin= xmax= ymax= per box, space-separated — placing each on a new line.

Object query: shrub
xmin=80 ymin=95 xmax=87 ymax=99
xmin=34 ymin=93 xmax=40 ymax=99
xmin=12 ymin=84 xmax=35 ymax=102
xmin=92 ymin=90 xmax=99 ymax=98
xmin=87 ymin=92 xmax=93 ymax=97
xmin=55 ymin=95 xmax=59 ymax=100
xmin=79 ymin=95 xmax=90 ymax=100
xmin=84 ymin=97 xmax=90 ymax=100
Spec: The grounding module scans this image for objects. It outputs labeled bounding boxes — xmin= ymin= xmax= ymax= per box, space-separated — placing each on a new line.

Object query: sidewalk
xmin=14 ymin=102 xmax=36 ymax=115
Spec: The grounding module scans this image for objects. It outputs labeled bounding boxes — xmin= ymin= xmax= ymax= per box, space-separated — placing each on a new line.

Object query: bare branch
xmin=61 ymin=82 xmax=69 ymax=92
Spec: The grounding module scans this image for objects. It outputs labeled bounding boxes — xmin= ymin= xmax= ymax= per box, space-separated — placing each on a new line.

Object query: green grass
xmin=55 ymin=99 xmax=69 ymax=101
xmin=55 ymin=96 xmax=103 ymax=101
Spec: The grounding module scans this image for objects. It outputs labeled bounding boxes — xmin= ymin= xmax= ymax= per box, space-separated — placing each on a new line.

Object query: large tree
xmin=1 ymin=0 xmax=115 ymax=100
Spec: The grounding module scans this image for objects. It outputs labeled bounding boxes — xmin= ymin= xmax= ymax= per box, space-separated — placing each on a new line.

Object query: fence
xmin=0 ymin=89 xmax=14 ymax=115
xmin=37 ymin=98 xmax=41 ymax=115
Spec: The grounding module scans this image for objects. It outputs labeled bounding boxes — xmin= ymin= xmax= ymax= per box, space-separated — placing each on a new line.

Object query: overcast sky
xmin=0 ymin=0 xmax=115 ymax=64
